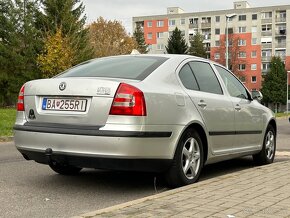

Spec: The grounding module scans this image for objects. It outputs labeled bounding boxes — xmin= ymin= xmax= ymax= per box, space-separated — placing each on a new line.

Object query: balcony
xmin=276 ymin=55 xmax=286 ymax=60
xmin=262 ymin=56 xmax=272 ymax=61
xmin=275 ymin=43 xmax=286 ymax=48
xmin=189 ymin=23 xmax=198 ymax=29
xmin=275 ymin=29 xmax=286 ymax=36
xmin=276 ymin=17 xmax=286 ymax=23
xmin=261 ymin=18 xmax=272 ymax=24
xmin=261 ymin=31 xmax=272 ymax=36
xmin=262 ymin=43 xmax=272 ymax=49
xmin=201 ymin=22 xmax=211 ymax=29
xmin=262 ymin=69 xmax=270 ymax=75
xmin=205 ymin=47 xmax=211 ymax=52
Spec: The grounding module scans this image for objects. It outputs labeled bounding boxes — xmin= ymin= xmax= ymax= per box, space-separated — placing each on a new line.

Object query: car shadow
xmin=34 ymin=156 xmax=289 ymax=192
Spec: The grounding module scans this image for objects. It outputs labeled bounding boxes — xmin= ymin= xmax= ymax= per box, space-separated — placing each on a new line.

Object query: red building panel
xmin=143 ymin=19 xmax=168 ymax=45
xmin=210 ymin=33 xmax=262 ymax=91
xmin=286 ymin=56 xmax=290 ymax=84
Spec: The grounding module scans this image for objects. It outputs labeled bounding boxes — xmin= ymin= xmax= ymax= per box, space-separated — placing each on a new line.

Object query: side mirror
xmin=251 ymin=90 xmax=263 ymax=101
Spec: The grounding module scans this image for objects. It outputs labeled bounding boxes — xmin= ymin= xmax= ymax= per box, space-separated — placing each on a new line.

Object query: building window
xmin=239 ymin=64 xmax=246 ymax=71
xmin=238 ymin=39 xmax=246 ymax=46
xmin=262 ymin=50 xmax=272 ymax=57
xmin=147 ymin=21 xmax=152 ymax=27
xmin=169 ymin=19 xmax=175 ymax=26
xmin=157 ymin=44 xmax=164 ymax=50
xmin=262 ymin=24 xmax=272 ymax=32
xmin=147 ymin=33 xmax=152 ymax=39
xmin=228 ymin=16 xmax=235 ymax=22
xmin=261 ymin=12 xmax=272 ymax=19
xmin=180 ymin=18 xmax=185 ymax=25
xmin=251 ymin=26 xmax=257 ymax=33
xmin=262 ymin=63 xmax=270 ymax=71
xmin=227 ymin=28 xmax=233 ymax=34
xmin=238 ymin=26 xmax=246 ymax=33
xmin=215 ymin=40 xmax=220 ymax=47
xmin=238 ymin=51 xmax=246 ymax=58
xmin=214 ymin=53 xmax=220 ymax=59
xmin=251 ymin=51 xmax=257 ymax=58
xmin=240 ymin=76 xmax=246 ymax=83
xmin=251 ymin=64 xmax=257 ymax=70
xmin=216 ymin=16 xmax=220 ymax=22
xmin=251 ymin=76 xmax=257 ymax=83
xmin=215 ymin=28 xmax=220 ymax=35
xmin=157 ymin=32 xmax=164 ymax=38
xmin=252 ymin=38 xmax=257 ymax=45
xmin=252 ymin=14 xmax=257 ymax=20
xmin=238 ymin=15 xmax=246 ymax=21
xmin=157 ymin=20 xmax=164 ymax=27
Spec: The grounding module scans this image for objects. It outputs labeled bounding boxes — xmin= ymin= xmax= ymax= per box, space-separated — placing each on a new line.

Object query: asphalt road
xmin=0 ymin=119 xmax=289 ymax=218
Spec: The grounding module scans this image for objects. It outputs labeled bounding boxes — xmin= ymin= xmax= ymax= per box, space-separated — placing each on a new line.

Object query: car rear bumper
xmin=17 ymin=148 xmax=172 ymax=172
xmin=14 ymin=122 xmax=184 ymax=172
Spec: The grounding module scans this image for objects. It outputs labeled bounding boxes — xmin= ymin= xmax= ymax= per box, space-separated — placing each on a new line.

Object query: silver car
xmin=14 ymin=55 xmax=276 ymax=187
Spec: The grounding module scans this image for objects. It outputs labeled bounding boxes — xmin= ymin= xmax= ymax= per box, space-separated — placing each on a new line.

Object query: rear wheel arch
xmin=267 ymin=119 xmax=277 ymax=134
xmin=177 ymin=123 xmax=208 ymax=164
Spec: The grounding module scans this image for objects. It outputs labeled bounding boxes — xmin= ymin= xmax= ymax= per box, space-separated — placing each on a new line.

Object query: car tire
xmin=49 ymin=161 xmax=82 ymax=175
xmin=253 ymin=125 xmax=276 ymax=165
xmin=165 ymin=128 xmax=204 ymax=188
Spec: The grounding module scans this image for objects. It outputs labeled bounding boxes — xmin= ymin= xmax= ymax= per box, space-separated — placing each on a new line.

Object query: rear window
xmin=57 ymin=56 xmax=168 ymax=80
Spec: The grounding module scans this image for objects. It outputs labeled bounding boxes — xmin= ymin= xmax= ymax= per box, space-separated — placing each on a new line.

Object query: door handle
xmin=235 ymin=104 xmax=241 ymax=111
xmin=198 ymin=100 xmax=207 ymax=108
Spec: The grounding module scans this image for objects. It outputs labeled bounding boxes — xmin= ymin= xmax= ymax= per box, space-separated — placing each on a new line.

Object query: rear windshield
xmin=57 ymin=56 xmax=168 ymax=80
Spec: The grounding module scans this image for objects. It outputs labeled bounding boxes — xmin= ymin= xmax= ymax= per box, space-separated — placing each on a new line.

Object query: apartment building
xmin=132 ymin=1 xmax=290 ymax=91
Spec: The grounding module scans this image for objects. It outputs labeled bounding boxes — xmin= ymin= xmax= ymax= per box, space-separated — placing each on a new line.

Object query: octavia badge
xmin=59 ymin=82 xmax=66 ymax=91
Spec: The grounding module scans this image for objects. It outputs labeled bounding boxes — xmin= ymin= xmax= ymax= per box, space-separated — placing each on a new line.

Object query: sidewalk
xmin=75 ymin=155 xmax=290 ymax=218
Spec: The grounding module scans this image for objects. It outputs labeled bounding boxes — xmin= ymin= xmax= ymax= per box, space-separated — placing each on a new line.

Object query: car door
xmin=178 ymin=61 xmax=235 ymax=155
xmin=214 ymin=65 xmax=264 ymax=151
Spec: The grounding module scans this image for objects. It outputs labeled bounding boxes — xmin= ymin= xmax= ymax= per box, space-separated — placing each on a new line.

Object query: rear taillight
xmin=109 ymin=83 xmax=146 ymax=116
xmin=17 ymin=85 xmax=25 ymax=111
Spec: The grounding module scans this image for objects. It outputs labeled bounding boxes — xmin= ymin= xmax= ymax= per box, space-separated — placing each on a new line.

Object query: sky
xmin=82 ymin=0 xmax=290 ymax=34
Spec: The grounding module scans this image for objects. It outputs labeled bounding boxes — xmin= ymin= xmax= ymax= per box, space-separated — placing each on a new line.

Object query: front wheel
xmin=49 ymin=161 xmax=82 ymax=175
xmin=253 ymin=125 xmax=276 ymax=165
xmin=165 ymin=128 xmax=204 ymax=188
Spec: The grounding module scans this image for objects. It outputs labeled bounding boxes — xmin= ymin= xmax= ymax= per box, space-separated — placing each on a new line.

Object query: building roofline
xmin=133 ymin=4 xmax=290 ymax=21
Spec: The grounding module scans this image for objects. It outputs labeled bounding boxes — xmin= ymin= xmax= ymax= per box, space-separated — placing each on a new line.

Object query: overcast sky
xmin=82 ymin=0 xmax=290 ymax=34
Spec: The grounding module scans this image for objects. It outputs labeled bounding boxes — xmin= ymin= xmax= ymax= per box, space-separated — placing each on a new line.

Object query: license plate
xmin=42 ymin=98 xmax=87 ymax=112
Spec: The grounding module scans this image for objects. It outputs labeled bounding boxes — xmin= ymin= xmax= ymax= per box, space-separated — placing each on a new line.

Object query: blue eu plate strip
xmin=42 ymin=98 xmax=47 ymax=110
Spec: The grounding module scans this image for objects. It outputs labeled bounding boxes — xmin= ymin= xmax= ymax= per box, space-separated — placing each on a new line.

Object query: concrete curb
xmin=0 ymin=136 xmax=13 ymax=142
xmin=73 ymin=175 xmax=228 ymax=218
xmin=74 ymin=158 xmax=290 ymax=218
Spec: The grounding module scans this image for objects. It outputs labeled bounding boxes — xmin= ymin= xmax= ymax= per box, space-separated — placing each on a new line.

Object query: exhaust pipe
xmin=45 ymin=148 xmax=53 ymax=164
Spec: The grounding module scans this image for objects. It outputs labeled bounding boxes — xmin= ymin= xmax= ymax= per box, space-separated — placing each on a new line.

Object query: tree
xmin=261 ymin=56 xmax=287 ymax=112
xmin=0 ymin=0 xmax=42 ymax=106
xmin=188 ymin=32 xmax=207 ymax=58
xmin=212 ymin=34 xmax=245 ymax=78
xmin=37 ymin=0 xmax=93 ymax=64
xmin=37 ymin=28 xmax=74 ymax=78
xmin=88 ymin=17 xmax=137 ymax=58
xmin=133 ymin=24 xmax=148 ymax=54
xmin=166 ymin=27 xmax=188 ymax=54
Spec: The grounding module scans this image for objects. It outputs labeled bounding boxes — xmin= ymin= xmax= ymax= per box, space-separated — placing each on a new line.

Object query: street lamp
xmin=225 ymin=14 xmax=237 ymax=69
xmin=287 ymin=71 xmax=290 ymax=116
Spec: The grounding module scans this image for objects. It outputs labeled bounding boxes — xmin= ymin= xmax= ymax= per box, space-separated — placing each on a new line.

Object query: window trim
xmin=251 ymin=76 xmax=257 ymax=83
xmin=147 ymin=21 xmax=152 ymax=27
xmin=157 ymin=20 xmax=164 ymax=27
